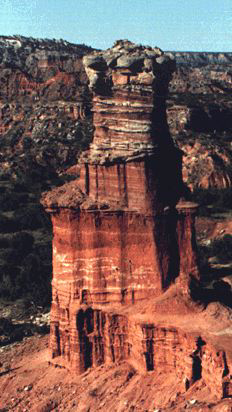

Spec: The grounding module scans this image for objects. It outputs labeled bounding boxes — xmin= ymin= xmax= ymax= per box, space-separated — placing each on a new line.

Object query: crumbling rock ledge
xmin=42 ymin=40 xmax=232 ymax=401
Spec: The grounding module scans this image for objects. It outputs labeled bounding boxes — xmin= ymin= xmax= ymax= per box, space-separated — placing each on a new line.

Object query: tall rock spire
xmin=42 ymin=40 xmax=199 ymax=374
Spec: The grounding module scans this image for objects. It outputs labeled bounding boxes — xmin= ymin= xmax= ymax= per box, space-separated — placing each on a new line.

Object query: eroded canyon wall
xmin=1 ymin=36 xmax=232 ymax=189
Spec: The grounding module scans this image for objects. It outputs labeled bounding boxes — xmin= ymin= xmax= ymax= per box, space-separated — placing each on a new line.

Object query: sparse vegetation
xmin=0 ymin=113 xmax=93 ymax=308
xmin=208 ymin=235 xmax=232 ymax=263
xmin=191 ymin=187 xmax=232 ymax=216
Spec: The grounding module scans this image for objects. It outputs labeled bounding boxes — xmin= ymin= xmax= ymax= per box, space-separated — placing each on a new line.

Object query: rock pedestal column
xmin=42 ymin=40 xmax=199 ymax=374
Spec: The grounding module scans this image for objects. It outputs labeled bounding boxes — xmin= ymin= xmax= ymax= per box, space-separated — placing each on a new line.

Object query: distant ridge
xmin=166 ymin=51 xmax=232 ymax=66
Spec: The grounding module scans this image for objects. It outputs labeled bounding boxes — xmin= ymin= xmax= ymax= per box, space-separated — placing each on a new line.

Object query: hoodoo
xmin=42 ymin=41 xmax=232 ymax=399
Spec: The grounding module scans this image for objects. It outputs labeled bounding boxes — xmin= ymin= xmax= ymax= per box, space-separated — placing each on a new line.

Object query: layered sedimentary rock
xmin=167 ymin=51 xmax=232 ymax=190
xmin=1 ymin=36 xmax=232 ymax=190
xmin=167 ymin=104 xmax=232 ymax=189
xmin=43 ymin=40 xmax=198 ymax=302
xmin=0 ymin=35 xmax=93 ymax=102
xmin=42 ymin=41 xmax=232 ymax=399
xmin=0 ymin=36 xmax=94 ymax=178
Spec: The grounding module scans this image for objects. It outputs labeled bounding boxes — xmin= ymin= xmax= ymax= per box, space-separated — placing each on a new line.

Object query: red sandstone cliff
xmin=41 ymin=40 xmax=232 ymax=403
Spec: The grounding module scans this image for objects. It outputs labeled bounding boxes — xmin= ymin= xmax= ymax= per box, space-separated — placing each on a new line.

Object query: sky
xmin=0 ymin=0 xmax=232 ymax=52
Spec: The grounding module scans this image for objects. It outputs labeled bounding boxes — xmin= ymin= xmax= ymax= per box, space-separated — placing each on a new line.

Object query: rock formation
xmin=167 ymin=102 xmax=232 ymax=189
xmin=0 ymin=35 xmax=93 ymax=103
xmin=167 ymin=51 xmax=232 ymax=190
xmin=1 ymin=36 xmax=232 ymax=189
xmin=42 ymin=40 xmax=231 ymax=400
xmin=0 ymin=36 xmax=95 ymax=179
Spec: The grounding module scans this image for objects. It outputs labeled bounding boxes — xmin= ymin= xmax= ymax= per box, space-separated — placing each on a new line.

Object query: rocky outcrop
xmin=1 ymin=36 xmax=232 ymax=189
xmin=167 ymin=103 xmax=232 ymax=188
xmin=39 ymin=40 xmax=232 ymax=401
xmin=179 ymin=139 xmax=232 ymax=189
xmin=42 ymin=41 xmax=230 ymax=396
xmin=167 ymin=51 xmax=232 ymax=189
xmin=48 ymin=303 xmax=232 ymax=399
xmin=0 ymin=35 xmax=93 ymax=102
xmin=42 ymin=40 xmax=200 ymax=304
xmin=0 ymin=36 xmax=95 ymax=178
xmin=166 ymin=99 xmax=232 ymax=189
xmin=169 ymin=51 xmax=232 ymax=94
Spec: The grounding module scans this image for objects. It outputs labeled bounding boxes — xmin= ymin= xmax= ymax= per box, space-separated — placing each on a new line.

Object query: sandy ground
xmin=0 ymin=316 xmax=232 ymax=411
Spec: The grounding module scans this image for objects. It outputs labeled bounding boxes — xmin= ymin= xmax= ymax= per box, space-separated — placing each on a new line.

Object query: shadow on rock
xmin=191 ymin=278 xmax=232 ymax=309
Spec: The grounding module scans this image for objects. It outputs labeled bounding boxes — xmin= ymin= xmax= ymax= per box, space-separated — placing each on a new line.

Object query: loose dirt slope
xmin=1 ymin=305 xmax=232 ymax=412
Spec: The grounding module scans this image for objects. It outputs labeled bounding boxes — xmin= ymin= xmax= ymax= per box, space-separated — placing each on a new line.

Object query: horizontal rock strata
xmin=49 ymin=303 xmax=232 ymax=399
xmin=42 ymin=40 xmax=232 ymax=400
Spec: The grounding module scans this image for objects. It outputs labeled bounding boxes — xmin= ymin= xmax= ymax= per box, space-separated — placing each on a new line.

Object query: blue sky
xmin=0 ymin=0 xmax=232 ymax=51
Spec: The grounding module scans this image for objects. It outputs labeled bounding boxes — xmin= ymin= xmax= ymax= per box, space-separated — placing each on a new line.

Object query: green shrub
xmin=0 ymin=274 xmax=14 ymax=299
xmin=192 ymin=188 xmax=218 ymax=206
xmin=197 ymin=244 xmax=210 ymax=272
xmin=0 ymin=317 xmax=14 ymax=335
xmin=14 ymin=205 xmax=50 ymax=230
xmin=0 ymin=185 xmax=7 ymax=194
xmin=0 ymin=213 xmax=20 ymax=233
xmin=0 ymin=256 xmax=51 ymax=305
xmin=0 ymin=248 xmax=25 ymax=269
xmin=12 ymin=181 xmax=28 ymax=192
xmin=0 ymin=236 xmax=9 ymax=248
xmin=0 ymin=191 xmax=29 ymax=211
xmin=11 ymin=231 xmax=34 ymax=253
xmin=18 ymin=253 xmax=52 ymax=305
xmin=191 ymin=187 xmax=232 ymax=215
xmin=209 ymin=235 xmax=232 ymax=263
xmin=33 ymin=242 xmax=52 ymax=264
